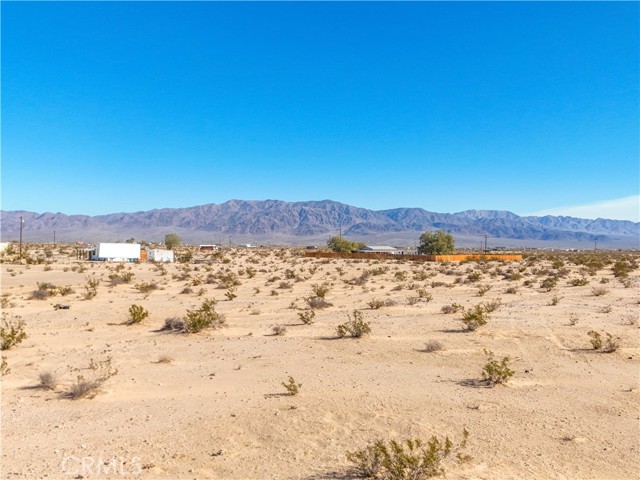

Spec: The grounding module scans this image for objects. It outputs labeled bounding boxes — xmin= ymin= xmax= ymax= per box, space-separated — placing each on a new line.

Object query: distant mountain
xmin=1 ymin=199 xmax=638 ymax=248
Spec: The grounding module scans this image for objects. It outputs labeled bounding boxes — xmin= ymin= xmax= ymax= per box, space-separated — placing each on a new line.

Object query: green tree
xmin=417 ymin=230 xmax=455 ymax=255
xmin=327 ymin=236 xmax=365 ymax=253
xmin=164 ymin=233 xmax=181 ymax=250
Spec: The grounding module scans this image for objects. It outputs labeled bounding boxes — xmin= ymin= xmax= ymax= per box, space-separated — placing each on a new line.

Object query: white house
xmin=91 ymin=243 xmax=141 ymax=262
xmin=147 ymin=248 xmax=175 ymax=263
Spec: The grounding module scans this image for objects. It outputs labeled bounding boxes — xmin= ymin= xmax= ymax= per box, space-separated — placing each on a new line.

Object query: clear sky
xmin=2 ymin=1 xmax=638 ymax=220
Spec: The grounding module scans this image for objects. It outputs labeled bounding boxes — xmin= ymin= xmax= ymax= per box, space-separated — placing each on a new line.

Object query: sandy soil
xmin=1 ymin=248 xmax=639 ymax=479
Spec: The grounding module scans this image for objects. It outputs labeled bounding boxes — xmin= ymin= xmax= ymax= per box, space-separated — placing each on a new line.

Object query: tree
xmin=327 ymin=236 xmax=365 ymax=253
xmin=164 ymin=233 xmax=181 ymax=250
xmin=417 ymin=230 xmax=455 ymax=255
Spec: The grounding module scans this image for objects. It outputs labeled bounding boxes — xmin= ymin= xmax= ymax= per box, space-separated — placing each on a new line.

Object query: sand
xmin=1 ymin=247 xmax=639 ymax=479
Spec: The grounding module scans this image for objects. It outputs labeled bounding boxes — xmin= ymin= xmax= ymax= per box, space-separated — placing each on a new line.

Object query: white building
xmin=91 ymin=243 xmax=141 ymax=262
xmin=147 ymin=248 xmax=175 ymax=263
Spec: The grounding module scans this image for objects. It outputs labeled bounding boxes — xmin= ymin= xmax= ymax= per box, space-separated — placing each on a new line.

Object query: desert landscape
xmin=1 ymin=244 xmax=638 ymax=479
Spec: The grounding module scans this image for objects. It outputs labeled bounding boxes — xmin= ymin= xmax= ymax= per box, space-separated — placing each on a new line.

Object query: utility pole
xmin=53 ymin=230 xmax=56 ymax=246
xmin=484 ymin=234 xmax=489 ymax=254
xmin=19 ymin=216 xmax=24 ymax=259
xmin=594 ymin=239 xmax=597 ymax=251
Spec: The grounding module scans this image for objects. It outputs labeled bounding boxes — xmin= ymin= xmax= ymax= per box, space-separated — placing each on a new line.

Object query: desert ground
xmin=1 ymin=245 xmax=639 ymax=479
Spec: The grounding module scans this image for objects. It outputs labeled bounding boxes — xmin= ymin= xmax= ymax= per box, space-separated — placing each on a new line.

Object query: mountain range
xmin=1 ymin=199 xmax=638 ymax=248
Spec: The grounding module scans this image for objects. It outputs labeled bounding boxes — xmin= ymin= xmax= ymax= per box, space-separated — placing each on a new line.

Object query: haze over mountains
xmin=2 ymin=199 xmax=638 ymax=248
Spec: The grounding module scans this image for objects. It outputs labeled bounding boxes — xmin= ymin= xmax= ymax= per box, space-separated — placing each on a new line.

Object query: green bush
xmin=346 ymin=430 xmax=469 ymax=479
xmin=417 ymin=230 xmax=455 ymax=255
xmin=298 ymin=310 xmax=316 ymax=325
xmin=183 ymin=299 xmax=226 ymax=333
xmin=336 ymin=310 xmax=371 ymax=338
xmin=460 ymin=305 xmax=489 ymax=331
xmin=282 ymin=376 xmax=301 ymax=396
xmin=127 ymin=304 xmax=149 ymax=325
xmin=1 ymin=317 xmax=27 ymax=350
xmin=482 ymin=350 xmax=514 ymax=386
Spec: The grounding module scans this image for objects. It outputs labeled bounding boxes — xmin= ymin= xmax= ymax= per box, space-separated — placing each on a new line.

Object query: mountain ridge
xmin=1 ymin=199 xmax=638 ymax=247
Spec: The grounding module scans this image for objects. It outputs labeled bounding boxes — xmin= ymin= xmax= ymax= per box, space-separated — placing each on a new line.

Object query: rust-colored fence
xmin=303 ymin=252 xmax=522 ymax=262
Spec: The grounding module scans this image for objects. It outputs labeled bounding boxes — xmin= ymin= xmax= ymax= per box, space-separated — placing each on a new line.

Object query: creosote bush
xmin=482 ymin=349 xmax=514 ymax=386
xmin=180 ymin=299 xmax=226 ymax=333
xmin=367 ymin=299 xmax=385 ymax=310
xmin=126 ymin=304 xmax=149 ymax=325
xmin=1 ymin=317 xmax=27 ymax=350
xmin=460 ymin=305 xmax=489 ymax=331
xmin=298 ymin=310 xmax=316 ymax=325
xmin=282 ymin=376 xmax=301 ymax=396
xmin=336 ymin=310 xmax=371 ymax=338
xmin=346 ymin=429 xmax=469 ymax=479
xmin=67 ymin=357 xmax=118 ymax=400
xmin=588 ymin=330 xmax=619 ymax=352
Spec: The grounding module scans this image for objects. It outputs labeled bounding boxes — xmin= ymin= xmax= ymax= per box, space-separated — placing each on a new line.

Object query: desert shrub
xmin=612 ymin=261 xmax=631 ymax=278
xmin=540 ymin=277 xmax=557 ymax=291
xmin=441 ymin=303 xmax=464 ymax=314
xmin=591 ymin=286 xmax=608 ymax=297
xmin=460 ymin=305 xmax=489 ymax=331
xmin=569 ymin=277 xmax=589 ymax=287
xmin=218 ymin=272 xmax=241 ymax=289
xmin=568 ymin=313 xmax=579 ymax=326
xmin=306 ymin=296 xmax=333 ymax=309
xmin=161 ymin=316 xmax=185 ymax=332
xmin=312 ymin=283 xmax=330 ymax=299
xmin=127 ymin=304 xmax=149 ymax=325
xmin=336 ymin=310 xmax=371 ymax=338
xmin=282 ymin=376 xmax=301 ymax=395
xmin=30 ymin=288 xmax=51 ymax=300
xmin=549 ymin=295 xmax=563 ymax=306
xmin=67 ymin=357 xmax=118 ymax=400
xmin=272 ymin=325 xmax=287 ymax=336
xmin=424 ymin=340 xmax=444 ymax=353
xmin=588 ymin=331 xmax=619 ymax=352
xmin=57 ymin=285 xmax=74 ymax=296
xmin=0 ymin=356 xmax=9 ymax=375
xmin=367 ymin=299 xmax=385 ymax=310
xmin=298 ymin=310 xmax=316 ymax=325
xmin=587 ymin=330 xmax=602 ymax=349
xmin=346 ymin=430 xmax=469 ymax=479
xmin=1 ymin=317 xmax=27 ymax=350
xmin=38 ymin=371 xmax=58 ymax=390
xmin=482 ymin=350 xmax=514 ymax=386
xmin=183 ymin=299 xmax=226 ymax=333
xmin=466 ymin=272 xmax=481 ymax=283
xmin=135 ymin=281 xmax=159 ymax=294
xmin=278 ymin=281 xmax=292 ymax=289
xmin=394 ymin=271 xmax=408 ymax=282
xmin=476 ymin=285 xmax=492 ymax=297
xmin=482 ymin=299 xmax=502 ymax=313
xmin=180 ymin=286 xmax=193 ymax=294
xmin=225 ymin=289 xmax=237 ymax=301
xmin=430 ymin=281 xmax=446 ymax=288
xmin=415 ymin=289 xmax=433 ymax=302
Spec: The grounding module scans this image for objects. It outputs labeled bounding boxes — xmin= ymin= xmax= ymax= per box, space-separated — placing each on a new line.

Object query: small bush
xmin=312 ymin=283 xmax=330 ymax=299
xmin=483 ymin=299 xmax=502 ymax=313
xmin=298 ymin=310 xmax=316 ymax=325
xmin=0 ymin=356 xmax=9 ymax=375
xmin=588 ymin=330 xmax=620 ymax=352
xmin=569 ymin=277 xmax=589 ymax=287
xmin=183 ymin=299 xmax=226 ymax=333
xmin=135 ymin=281 xmax=159 ymax=294
xmin=336 ymin=310 xmax=371 ymax=338
xmin=587 ymin=330 xmax=602 ymax=350
xmin=476 ymin=285 xmax=492 ymax=297
xmin=540 ymin=277 xmax=558 ymax=291
xmin=367 ymin=299 xmax=385 ymax=310
xmin=225 ymin=289 xmax=237 ymax=301
xmin=1 ymin=317 xmax=27 ymax=350
xmin=346 ymin=430 xmax=469 ymax=479
xmin=441 ymin=303 xmax=463 ymax=315
xmin=460 ymin=305 xmax=489 ymax=331
xmin=272 ymin=325 xmax=287 ymax=336
xmin=424 ymin=340 xmax=444 ymax=353
xmin=282 ymin=376 xmax=301 ymax=396
xmin=306 ymin=296 xmax=333 ymax=309
xmin=482 ymin=349 xmax=514 ymax=386
xmin=127 ymin=304 xmax=149 ymax=325
xmin=38 ymin=371 xmax=58 ymax=390
xmin=548 ymin=295 xmax=563 ymax=306
xmin=591 ymin=286 xmax=608 ymax=297
xmin=67 ymin=357 xmax=118 ymax=400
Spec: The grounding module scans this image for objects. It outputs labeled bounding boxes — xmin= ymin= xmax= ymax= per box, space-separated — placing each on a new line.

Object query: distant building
xmin=147 ymin=249 xmax=175 ymax=263
xmin=198 ymin=245 xmax=219 ymax=252
xmin=356 ymin=246 xmax=401 ymax=254
xmin=90 ymin=243 xmax=141 ymax=262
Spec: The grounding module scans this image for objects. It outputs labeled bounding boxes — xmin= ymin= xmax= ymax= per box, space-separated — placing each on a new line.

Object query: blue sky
xmin=2 ymin=1 xmax=638 ymax=220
